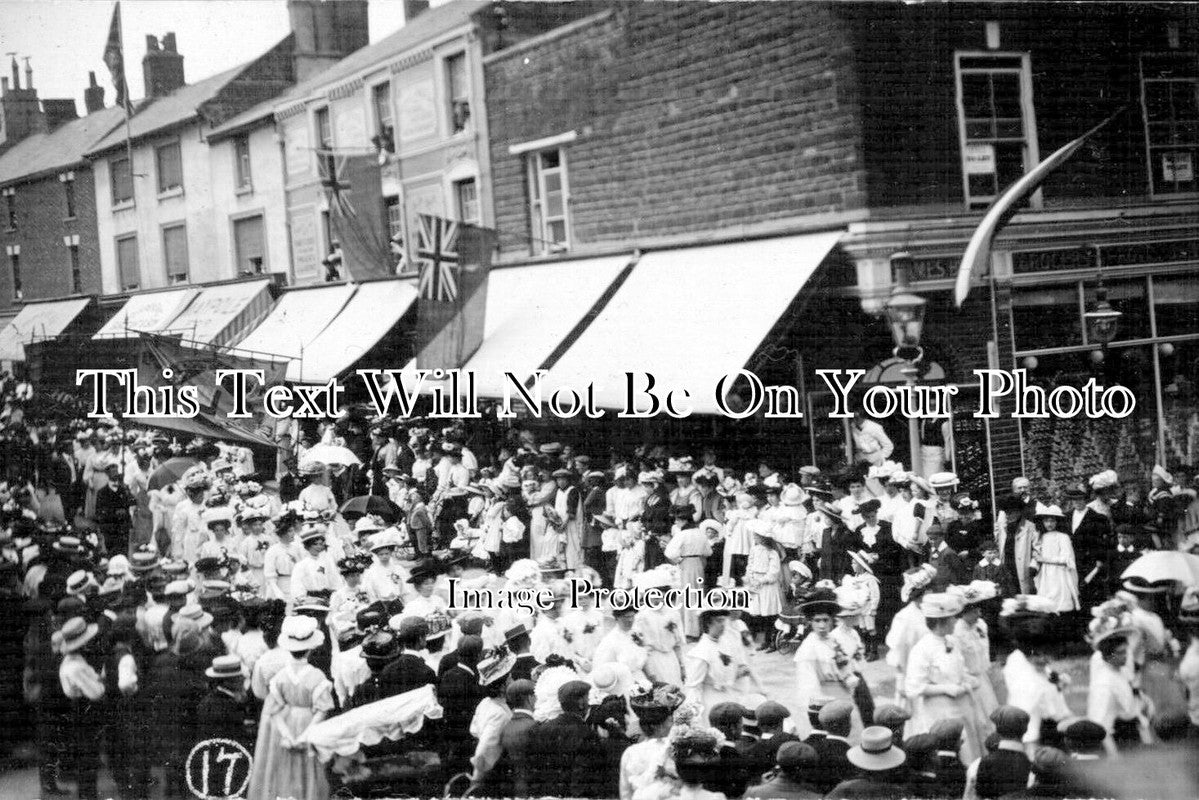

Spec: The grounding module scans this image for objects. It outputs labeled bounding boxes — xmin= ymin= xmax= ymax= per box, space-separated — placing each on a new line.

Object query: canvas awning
xmin=460 ymin=255 xmax=633 ymax=397
xmin=92 ymin=288 xmax=200 ymax=339
xmin=235 ymin=284 xmax=356 ymax=360
xmin=0 ymin=297 xmax=91 ymax=361
xmin=287 ymin=280 xmax=419 ymax=384
xmin=160 ymin=279 xmax=274 ymax=348
xmin=541 ymin=232 xmax=843 ymax=414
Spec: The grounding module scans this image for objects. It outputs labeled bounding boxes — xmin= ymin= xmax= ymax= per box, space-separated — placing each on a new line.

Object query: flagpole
xmin=118 ymin=3 xmax=135 ymax=182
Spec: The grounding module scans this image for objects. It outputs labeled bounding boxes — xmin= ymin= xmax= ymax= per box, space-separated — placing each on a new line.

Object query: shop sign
xmin=965 ymin=143 xmax=996 ymax=175
xmin=1162 ymin=151 xmax=1193 ymax=182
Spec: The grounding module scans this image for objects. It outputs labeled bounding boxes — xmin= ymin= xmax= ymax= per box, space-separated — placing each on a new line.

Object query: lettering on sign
xmin=185 ymin=738 xmax=252 ymax=800
xmin=964 ymin=143 xmax=996 ymax=175
xmin=1162 ymin=151 xmax=1194 ymax=183
xmin=289 ymin=205 xmax=320 ymax=281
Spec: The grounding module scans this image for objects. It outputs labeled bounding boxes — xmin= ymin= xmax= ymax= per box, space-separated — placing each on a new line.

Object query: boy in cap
xmin=974 ymin=706 xmax=1032 ymax=800
xmin=743 ymin=741 xmax=821 ymax=800
xmin=743 ymin=700 xmax=801 ymax=778
xmin=813 ymin=699 xmax=856 ymax=793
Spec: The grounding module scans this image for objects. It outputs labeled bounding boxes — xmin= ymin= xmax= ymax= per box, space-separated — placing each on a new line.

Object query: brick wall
xmin=843 ymin=3 xmax=1199 ymax=210
xmin=202 ymin=34 xmax=296 ymax=127
xmin=486 ymin=2 xmax=867 ymax=256
xmin=0 ymin=167 xmax=102 ymax=311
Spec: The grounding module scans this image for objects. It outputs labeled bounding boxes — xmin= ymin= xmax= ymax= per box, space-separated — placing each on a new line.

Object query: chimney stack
xmin=10 ymin=57 xmax=18 ymax=91
xmin=0 ymin=54 xmax=45 ymax=152
xmin=42 ymin=98 xmax=78 ymax=130
xmin=84 ymin=72 xmax=105 ymax=114
xmin=143 ymin=32 xmax=185 ymax=99
xmin=23 ymin=57 xmax=32 ymax=92
xmin=404 ymin=0 xmax=430 ymax=23
xmin=287 ymin=0 xmax=370 ymax=82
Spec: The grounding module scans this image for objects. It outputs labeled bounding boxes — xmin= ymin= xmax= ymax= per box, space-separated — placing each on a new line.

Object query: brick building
xmin=479 ymin=2 xmax=1199 ymax=501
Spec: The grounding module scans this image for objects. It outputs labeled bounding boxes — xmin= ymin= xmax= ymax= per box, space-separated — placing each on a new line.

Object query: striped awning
xmin=92 ymin=288 xmax=200 ymax=339
xmin=161 ymin=279 xmax=274 ymax=348
xmin=0 ymin=297 xmax=92 ymax=361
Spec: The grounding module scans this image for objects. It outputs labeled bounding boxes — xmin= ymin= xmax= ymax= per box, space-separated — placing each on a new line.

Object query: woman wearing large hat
xmin=247 ymin=615 xmax=334 ymax=800
xmin=903 ymin=592 xmax=986 ymax=762
xmin=1032 ymin=503 xmax=1079 ymax=614
xmin=999 ymin=595 xmax=1071 ymax=748
xmin=57 ymin=616 xmax=104 ymax=800
xmin=948 ymin=581 xmax=1001 ymax=726
xmin=290 ymin=521 xmax=334 ymax=603
xmin=1085 ymin=598 xmax=1154 ymax=753
xmin=793 ymin=589 xmax=864 ymax=739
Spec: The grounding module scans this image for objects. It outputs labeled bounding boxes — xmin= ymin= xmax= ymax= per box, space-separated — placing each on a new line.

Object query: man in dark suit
xmin=529 ymin=680 xmax=603 ymax=797
xmin=350 ymin=630 xmax=402 ymax=708
xmin=436 ymin=634 xmax=484 ymax=775
xmin=975 ymin=706 xmax=1032 ymax=800
xmin=196 ymin=655 xmax=252 ymax=750
xmin=504 ymin=624 xmax=540 ymax=683
xmin=1066 ymin=486 xmax=1113 ymax=610
xmin=494 ymin=679 xmax=537 ymax=797
xmin=926 ymin=524 xmax=969 ymax=591
xmin=812 ymin=700 xmax=855 ymax=794
xmin=742 ymin=701 xmax=801 ymax=782
xmin=743 ymin=741 xmax=823 ymax=799
xmin=379 ymin=617 xmax=437 ymax=697
xmin=367 ymin=424 xmax=399 ymax=498
xmin=707 ymin=701 xmax=755 ymax=799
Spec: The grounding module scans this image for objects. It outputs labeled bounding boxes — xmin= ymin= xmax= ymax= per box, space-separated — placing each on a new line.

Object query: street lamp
xmin=884 ymin=251 xmax=927 ymax=475
xmin=1084 ymin=284 xmax=1122 ymax=346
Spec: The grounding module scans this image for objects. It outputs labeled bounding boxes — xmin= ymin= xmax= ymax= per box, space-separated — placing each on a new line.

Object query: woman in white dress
xmin=1032 ymin=503 xmax=1079 ymax=613
xmin=633 ymin=565 xmax=685 ymax=685
xmin=686 ymin=610 xmax=763 ymax=720
xmin=361 ymin=528 xmax=409 ymax=603
xmin=904 ymin=592 xmax=985 ymax=763
xmin=1086 ymin=600 xmax=1155 ymax=753
xmin=792 ymin=589 xmax=862 ymax=735
xmin=744 ymin=522 xmax=783 ymax=649
xmin=948 ymin=581 xmax=1000 ymax=735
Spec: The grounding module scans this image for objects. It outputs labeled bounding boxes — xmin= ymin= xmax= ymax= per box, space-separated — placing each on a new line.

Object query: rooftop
xmin=0 ymin=105 xmax=127 ymax=186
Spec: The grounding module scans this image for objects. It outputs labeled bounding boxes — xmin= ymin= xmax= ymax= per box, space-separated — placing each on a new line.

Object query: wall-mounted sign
xmin=1162 ymin=151 xmax=1193 ymax=183
xmin=964 ymin=143 xmax=997 ymax=175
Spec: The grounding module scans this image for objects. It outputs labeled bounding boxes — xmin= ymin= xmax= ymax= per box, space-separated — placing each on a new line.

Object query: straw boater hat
xmin=279 ymin=615 xmax=325 ymax=651
xmin=177 ymin=603 xmax=214 ymax=628
xmin=59 ymin=617 xmax=100 ymax=654
xmin=847 ymin=726 xmax=906 ymax=772
xmin=919 ymin=592 xmax=965 ymax=619
xmin=928 ymin=472 xmax=959 ymax=490
xmin=299 ymin=522 xmax=328 ymax=546
xmin=368 ymin=529 xmax=403 ymax=552
xmin=1034 ymin=502 xmax=1065 ymax=519
xmin=202 ymin=506 xmax=235 ymax=529
xmin=130 ymin=551 xmax=160 ymax=574
xmin=65 ymin=570 xmax=98 ymax=596
xmin=205 ymin=654 xmax=244 ymax=681
xmin=478 ymin=648 xmax=517 ymax=686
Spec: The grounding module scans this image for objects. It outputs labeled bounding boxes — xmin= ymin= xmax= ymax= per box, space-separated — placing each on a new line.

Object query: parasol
xmin=1121 ymin=550 xmax=1199 ymax=591
xmin=340 ymin=494 xmax=402 ymax=524
xmin=148 ymin=456 xmax=199 ymax=490
xmin=300 ymin=443 xmax=361 ymax=467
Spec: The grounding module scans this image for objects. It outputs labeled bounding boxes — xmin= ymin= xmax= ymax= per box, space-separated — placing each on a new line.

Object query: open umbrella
xmin=148 ymin=456 xmax=199 ymax=490
xmin=1121 ymin=550 xmax=1199 ymax=590
xmin=301 ymin=443 xmax=361 ymax=467
xmin=340 ymin=495 xmax=401 ymax=524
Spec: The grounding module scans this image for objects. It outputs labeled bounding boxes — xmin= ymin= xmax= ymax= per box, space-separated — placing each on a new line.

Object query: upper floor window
xmin=67 ymin=237 xmax=82 ymax=294
xmin=315 ymin=107 xmax=333 ymax=150
xmin=2 ymin=188 xmax=14 ymax=230
xmin=116 ymin=234 xmax=140 ymax=291
xmin=446 ymin=52 xmax=470 ymax=134
xmin=455 ymin=178 xmax=480 ymax=226
xmin=111 ymin=157 xmax=134 ymax=205
xmin=372 ymin=82 xmax=395 ymax=159
xmin=156 ymin=141 xmax=183 ymax=194
xmin=955 ymin=52 xmax=1038 ymax=209
xmin=385 ymin=195 xmax=405 ymax=273
xmin=527 ymin=148 xmax=570 ymax=254
xmin=61 ymin=172 xmax=77 ymax=219
xmin=1141 ymin=53 xmax=1199 ymax=195
xmin=234 ymin=136 xmax=253 ymax=191
xmin=5 ymin=245 xmax=20 ymax=300
xmin=162 ymin=224 xmax=190 ymax=284
xmin=233 ymin=214 xmax=267 ymax=275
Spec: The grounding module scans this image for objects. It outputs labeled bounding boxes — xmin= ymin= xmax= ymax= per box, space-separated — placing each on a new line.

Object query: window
xmin=955 ymin=53 xmax=1037 ymax=208
xmin=111 ymin=157 xmax=134 ymax=205
xmin=68 ymin=242 xmax=81 ymax=294
xmin=233 ymin=215 xmax=266 ymax=274
xmin=1141 ymin=53 xmax=1199 ymax=195
xmin=315 ymin=107 xmax=332 ymax=150
xmin=156 ymin=141 xmax=183 ymax=194
xmin=234 ymin=136 xmax=253 ymax=191
xmin=162 ymin=224 xmax=189 ymax=284
xmin=373 ymin=82 xmax=393 ymax=133
xmin=454 ymin=178 xmax=480 ymax=225
xmin=6 ymin=246 xmax=20 ymax=300
xmin=446 ymin=52 xmax=470 ymax=134
xmin=116 ymin=234 xmax=139 ymax=291
xmin=527 ymin=148 xmax=570 ymax=253
xmin=2 ymin=188 xmax=14 ymax=230
xmin=63 ymin=176 xmax=76 ymax=219
xmin=385 ymin=195 xmax=405 ymax=272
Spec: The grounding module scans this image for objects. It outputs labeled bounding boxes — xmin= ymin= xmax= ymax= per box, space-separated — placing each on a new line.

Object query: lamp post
xmin=884 ymin=251 xmax=927 ymax=475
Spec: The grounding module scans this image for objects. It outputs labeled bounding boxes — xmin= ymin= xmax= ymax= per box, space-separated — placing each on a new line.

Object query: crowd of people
xmin=1 ymin=383 xmax=1199 ymax=800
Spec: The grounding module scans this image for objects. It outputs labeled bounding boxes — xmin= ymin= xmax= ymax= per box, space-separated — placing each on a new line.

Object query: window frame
xmin=68 ymin=242 xmax=81 ymax=294
xmin=454 ymin=177 xmax=481 ymax=226
xmin=526 ymin=147 xmax=572 ymax=255
xmin=953 ymin=51 xmax=1041 ymax=210
xmin=115 ymin=233 xmax=140 ymax=292
xmin=110 ymin=156 xmax=135 ymax=206
xmin=233 ymin=135 xmax=253 ymax=193
xmin=372 ymin=80 xmax=393 ymax=133
xmin=2 ymin=188 xmax=15 ymax=231
xmin=445 ymin=51 xmax=470 ymax=135
xmin=314 ymin=106 xmax=333 ymax=150
xmin=8 ymin=251 xmax=20 ymax=300
xmin=154 ymin=140 xmax=184 ymax=196
xmin=1139 ymin=51 xmax=1199 ymax=197
xmin=161 ymin=222 xmax=190 ymax=285
xmin=232 ymin=213 xmax=268 ymax=275
xmin=63 ymin=176 xmax=77 ymax=219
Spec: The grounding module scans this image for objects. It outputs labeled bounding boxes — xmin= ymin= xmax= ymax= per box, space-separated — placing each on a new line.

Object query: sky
xmin=0 ymin=0 xmax=417 ymax=110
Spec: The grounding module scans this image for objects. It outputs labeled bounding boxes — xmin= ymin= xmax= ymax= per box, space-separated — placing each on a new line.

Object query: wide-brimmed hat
xmin=298 ymin=522 xmax=327 ymax=545
xmin=920 ymin=592 xmax=965 ymax=619
xmin=52 ymin=536 xmax=87 ymax=555
xmin=407 ymin=560 xmax=439 ymax=585
xmin=1120 ymin=576 xmax=1172 ymax=595
xmin=1062 ymin=484 xmax=1088 ymax=500
xmin=65 ymin=570 xmax=98 ymax=596
xmin=589 ymin=662 xmax=633 ymax=699
xmin=279 ymin=615 xmax=325 ymax=651
xmin=294 ymin=595 xmax=330 ymax=614
xmin=362 ymin=631 xmax=401 ymax=662
xmin=205 ymin=654 xmax=244 ymax=680
xmin=800 ymin=589 xmax=840 ymax=617
xmin=368 ymin=529 xmax=403 ymax=551
xmin=202 ymin=506 xmax=235 ymax=528
xmin=948 ymin=580 xmax=998 ymax=606
xmin=177 ymin=603 xmax=214 ymax=628
xmin=928 ymin=471 xmax=959 ymax=490
xmin=854 ymin=498 xmax=881 ymax=516
xmin=1035 ymin=502 xmax=1065 ymax=519
xmin=847 ymin=726 xmax=907 ymax=771
xmin=352 ymin=515 xmax=387 ymax=536
xmin=900 ymin=564 xmax=937 ymax=602
xmin=59 ymin=616 xmax=100 ymax=654
xmin=130 ymin=551 xmax=160 ymax=574
xmin=478 ymin=649 xmax=516 ymax=686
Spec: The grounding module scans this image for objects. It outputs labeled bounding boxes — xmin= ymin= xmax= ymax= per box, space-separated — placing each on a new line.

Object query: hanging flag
xmin=103 ymin=2 xmax=133 ymax=114
xmin=414 ymin=215 xmax=496 ymax=371
xmin=953 ymin=107 xmax=1126 ymax=307
xmin=316 ymin=150 xmax=390 ymax=281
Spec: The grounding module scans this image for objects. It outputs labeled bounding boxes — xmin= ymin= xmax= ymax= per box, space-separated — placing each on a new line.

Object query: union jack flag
xmin=416 ymin=214 xmax=460 ymax=302
xmin=317 ymin=152 xmax=355 ymax=218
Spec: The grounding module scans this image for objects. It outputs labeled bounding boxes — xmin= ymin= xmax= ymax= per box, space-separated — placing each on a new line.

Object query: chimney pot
xmin=163 ymin=32 xmax=177 ymax=53
xmin=88 ymin=71 xmax=99 ymax=89
xmin=84 ymin=72 xmax=105 ymax=113
xmin=146 ymin=35 xmax=159 ymax=52
xmin=143 ymin=33 xmax=185 ymax=98
xmin=10 ymin=58 xmax=19 ymax=91
xmin=1 ymin=77 xmax=8 ymax=94
xmin=23 ymin=58 xmax=32 ymax=90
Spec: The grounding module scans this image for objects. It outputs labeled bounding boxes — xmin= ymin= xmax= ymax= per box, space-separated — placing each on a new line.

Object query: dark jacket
xmin=509 ymin=652 xmax=540 ymax=684
xmin=379 ymin=652 xmax=437 ymax=698
xmin=811 ymin=736 xmax=854 ymax=794
xmin=743 ymin=774 xmax=823 ymax=800
xmin=496 ymin=708 xmax=537 ymax=797
xmin=928 ymin=543 xmax=970 ymax=591
xmin=529 ymin=711 xmax=605 ymax=798
xmin=741 ymin=731 xmax=802 ymax=781
xmin=976 ymin=748 xmax=1032 ymax=800
xmin=827 ymin=775 xmax=909 ymax=800
xmin=196 ymin=688 xmax=252 ymax=750
xmin=703 ymin=742 xmax=753 ymax=799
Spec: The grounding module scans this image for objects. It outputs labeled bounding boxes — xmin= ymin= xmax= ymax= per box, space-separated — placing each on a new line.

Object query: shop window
xmin=527 ymin=148 xmax=570 ymax=254
xmin=1152 ymin=274 xmax=1199 ymax=337
xmin=163 ymin=224 xmax=189 ymax=284
xmin=955 ymin=53 xmax=1038 ymax=209
xmin=1141 ymin=53 xmax=1199 ymax=195
xmin=1011 ymin=284 xmax=1081 ymax=352
xmin=156 ymin=141 xmax=183 ymax=194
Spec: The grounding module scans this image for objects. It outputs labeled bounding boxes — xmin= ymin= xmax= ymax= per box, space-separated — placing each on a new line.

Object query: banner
xmin=413 ymin=214 xmax=496 ymax=371
xmin=317 ymin=151 xmax=391 ymax=281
